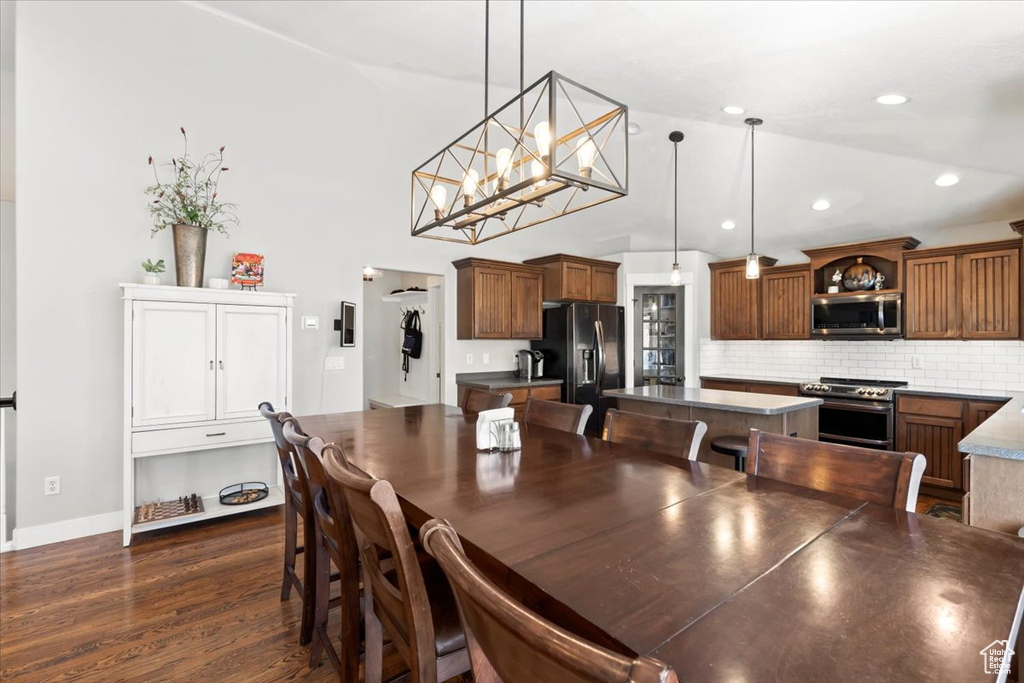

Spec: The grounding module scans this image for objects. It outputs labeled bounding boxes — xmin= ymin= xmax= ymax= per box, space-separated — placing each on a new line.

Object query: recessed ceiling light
xmin=934 ymin=173 xmax=960 ymax=187
xmin=721 ymin=106 xmax=745 ymax=115
xmin=811 ymin=199 xmax=831 ymax=211
xmin=874 ymin=94 xmax=909 ymax=105
xmin=627 ymin=122 xmax=641 ymax=135
xmin=720 ymin=220 xmax=736 ymax=230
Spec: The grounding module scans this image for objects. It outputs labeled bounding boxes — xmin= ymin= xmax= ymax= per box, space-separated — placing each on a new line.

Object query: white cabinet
xmin=121 ymin=284 xmax=294 ymax=545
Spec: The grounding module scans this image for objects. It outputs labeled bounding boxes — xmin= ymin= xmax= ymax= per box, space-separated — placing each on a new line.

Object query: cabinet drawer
xmin=133 ymin=420 xmax=271 ymax=455
xmin=529 ymin=385 xmax=562 ymax=401
xmin=897 ymin=395 xmax=964 ymax=419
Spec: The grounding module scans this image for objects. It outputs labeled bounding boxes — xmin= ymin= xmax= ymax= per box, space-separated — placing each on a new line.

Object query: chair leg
xmin=299 ymin=515 xmax=317 ymax=646
xmin=308 ymin=534 xmax=331 ymax=669
xmin=281 ymin=499 xmax=298 ymax=601
xmin=363 ymin=590 xmax=383 ymax=683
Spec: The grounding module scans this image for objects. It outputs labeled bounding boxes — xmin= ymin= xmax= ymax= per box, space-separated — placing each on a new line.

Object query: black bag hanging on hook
xmin=401 ymin=309 xmax=423 ymax=380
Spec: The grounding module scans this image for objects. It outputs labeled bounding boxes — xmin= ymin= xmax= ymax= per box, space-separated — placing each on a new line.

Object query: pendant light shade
xmin=669 ymin=130 xmax=684 ymax=286
xmin=744 ymin=117 xmax=763 ymax=280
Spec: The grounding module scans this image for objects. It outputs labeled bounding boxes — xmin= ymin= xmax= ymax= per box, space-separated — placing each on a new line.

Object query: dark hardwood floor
xmin=0 ymin=508 xmax=436 ymax=682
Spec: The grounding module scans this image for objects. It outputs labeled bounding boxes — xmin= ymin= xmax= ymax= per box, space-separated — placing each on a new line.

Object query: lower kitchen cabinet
xmin=700 ymin=378 xmax=800 ymax=397
xmin=457 ymin=383 xmax=562 ymax=422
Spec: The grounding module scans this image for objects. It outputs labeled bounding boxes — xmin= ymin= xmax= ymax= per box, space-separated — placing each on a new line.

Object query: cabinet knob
xmin=219 ymin=360 xmax=224 ymax=369
xmin=209 ymin=360 xmax=214 ymax=369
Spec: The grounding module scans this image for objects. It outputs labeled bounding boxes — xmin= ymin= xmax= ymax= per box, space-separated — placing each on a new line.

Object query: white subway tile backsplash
xmin=700 ymin=338 xmax=1024 ymax=392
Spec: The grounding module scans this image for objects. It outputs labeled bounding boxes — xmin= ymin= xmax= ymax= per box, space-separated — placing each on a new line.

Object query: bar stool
xmin=710 ymin=434 xmax=749 ymax=472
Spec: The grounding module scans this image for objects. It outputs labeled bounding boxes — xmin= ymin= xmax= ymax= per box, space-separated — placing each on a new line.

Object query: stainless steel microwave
xmin=811 ymin=292 xmax=902 ymax=339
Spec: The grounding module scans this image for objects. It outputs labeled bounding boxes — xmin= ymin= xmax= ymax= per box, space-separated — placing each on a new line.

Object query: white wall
xmin=701 ymin=339 xmax=1024 ymax=393
xmin=1 ymin=200 xmax=15 ymax=541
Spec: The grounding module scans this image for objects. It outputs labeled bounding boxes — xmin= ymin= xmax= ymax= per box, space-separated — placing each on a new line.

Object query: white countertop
xmin=607 ymin=386 xmax=822 ymax=415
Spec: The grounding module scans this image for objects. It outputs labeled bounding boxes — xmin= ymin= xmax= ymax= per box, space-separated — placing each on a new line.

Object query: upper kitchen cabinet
xmin=453 ymin=258 xmax=545 ymax=340
xmin=522 ymin=254 xmax=620 ymax=304
xmin=709 ymin=256 xmax=777 ymax=340
xmin=760 ymin=264 xmax=812 ymax=340
xmin=904 ymin=239 xmax=1021 ymax=340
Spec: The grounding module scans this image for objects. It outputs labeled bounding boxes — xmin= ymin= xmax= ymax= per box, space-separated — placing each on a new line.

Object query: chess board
xmin=133 ymin=495 xmax=205 ymax=525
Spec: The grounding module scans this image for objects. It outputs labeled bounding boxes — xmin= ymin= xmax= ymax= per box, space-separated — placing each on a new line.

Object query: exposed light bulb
xmin=745 ymin=254 xmax=760 ymax=280
xmin=670 ymin=263 xmax=682 ymax=286
xmin=531 ymin=159 xmax=547 ymax=189
xmin=575 ymin=137 xmax=597 ymax=178
xmin=429 ymin=185 xmax=448 ymax=220
xmin=534 ymin=121 xmax=551 ymax=161
xmin=462 ymin=168 xmax=479 ymax=207
xmin=721 ymin=220 xmax=736 ymax=230
xmin=495 ymin=147 xmax=513 ymax=192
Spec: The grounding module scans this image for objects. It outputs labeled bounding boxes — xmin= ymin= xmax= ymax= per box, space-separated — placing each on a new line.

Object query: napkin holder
xmin=476 ymin=407 xmax=514 ymax=451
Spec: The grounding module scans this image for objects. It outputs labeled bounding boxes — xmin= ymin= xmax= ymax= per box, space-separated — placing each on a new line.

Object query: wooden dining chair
xmin=746 ymin=429 xmax=927 ymax=512
xmin=323 ymin=449 xmax=471 ymax=683
xmin=420 ymin=519 xmax=678 ymax=683
xmin=258 ymin=403 xmax=306 ymax=608
xmin=602 ymin=409 xmax=707 ymax=461
xmin=460 ymin=388 xmax=513 ymax=413
xmin=521 ymin=398 xmax=592 ymax=435
xmin=282 ymin=420 xmax=362 ymax=680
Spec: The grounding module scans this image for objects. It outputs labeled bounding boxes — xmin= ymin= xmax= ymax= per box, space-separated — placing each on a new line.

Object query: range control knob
xmin=820 ymin=385 xmax=830 ymax=392
xmin=857 ymin=388 xmax=867 ymax=395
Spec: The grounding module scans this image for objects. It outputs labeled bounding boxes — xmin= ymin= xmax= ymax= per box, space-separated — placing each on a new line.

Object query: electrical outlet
xmin=482 ymin=353 xmax=490 ymax=365
xmin=301 ymin=316 xmax=320 ymax=330
xmin=466 ymin=353 xmax=474 ymax=366
xmin=325 ymin=355 xmax=345 ymax=370
xmin=911 ymin=355 xmax=924 ymax=369
xmin=44 ymin=476 xmax=60 ymax=496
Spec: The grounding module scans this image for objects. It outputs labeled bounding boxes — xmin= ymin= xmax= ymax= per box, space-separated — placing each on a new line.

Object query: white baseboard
xmin=12 ymin=511 xmax=121 ymax=551
xmin=0 ymin=540 xmax=12 ymax=553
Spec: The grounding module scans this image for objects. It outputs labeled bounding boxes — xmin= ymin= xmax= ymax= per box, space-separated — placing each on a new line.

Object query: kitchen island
xmin=605 ymin=386 xmax=821 ymax=468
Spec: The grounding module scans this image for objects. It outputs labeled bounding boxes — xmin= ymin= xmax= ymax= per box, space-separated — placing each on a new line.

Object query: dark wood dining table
xmin=298 ymin=404 xmax=1024 ymax=682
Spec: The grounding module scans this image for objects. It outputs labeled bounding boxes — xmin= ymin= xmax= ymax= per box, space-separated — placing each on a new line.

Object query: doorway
xmin=633 ymin=287 xmax=684 ymax=386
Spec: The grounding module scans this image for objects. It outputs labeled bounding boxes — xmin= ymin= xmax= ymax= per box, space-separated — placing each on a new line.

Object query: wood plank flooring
xmin=0 ymin=508 xmax=423 ymax=682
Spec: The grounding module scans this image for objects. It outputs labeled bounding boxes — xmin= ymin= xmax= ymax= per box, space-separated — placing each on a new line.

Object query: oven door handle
xmin=878 ymin=299 xmax=885 ymax=331
xmin=818 ymin=399 xmax=893 ymax=413
xmin=819 ymin=433 xmax=893 ymax=448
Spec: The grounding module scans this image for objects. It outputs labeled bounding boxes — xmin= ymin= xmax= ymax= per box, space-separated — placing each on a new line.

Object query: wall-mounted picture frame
xmin=333 ymin=301 xmax=356 ymax=347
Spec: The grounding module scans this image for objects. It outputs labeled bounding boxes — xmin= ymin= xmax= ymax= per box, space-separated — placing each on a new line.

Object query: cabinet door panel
xmin=711 ymin=266 xmax=759 ymax=339
xmin=591 ymin=266 xmax=618 ymax=303
xmin=761 ymin=269 xmax=810 ymax=339
xmin=511 ymin=270 xmax=543 ymax=339
xmin=216 ymin=305 xmax=288 ymax=420
xmin=905 ymin=255 xmax=958 ymax=339
xmin=961 ymin=248 xmax=1020 ymax=339
xmin=561 ymin=262 xmax=592 ymax=301
xmin=132 ymin=301 xmax=216 ymax=427
xmin=473 ymin=267 xmax=512 ymax=338
xmin=897 ymin=413 xmax=963 ymax=490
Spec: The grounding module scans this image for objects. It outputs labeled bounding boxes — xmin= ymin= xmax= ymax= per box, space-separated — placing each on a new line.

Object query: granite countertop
xmin=957 ymin=392 xmax=1024 ymax=460
xmin=606 ymin=385 xmax=822 ymax=415
xmin=455 ymin=371 xmax=563 ymax=389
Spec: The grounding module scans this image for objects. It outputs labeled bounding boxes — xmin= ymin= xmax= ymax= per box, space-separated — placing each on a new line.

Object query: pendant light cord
xmin=750 ymin=121 xmax=755 ymax=255
xmin=519 ymin=0 xmax=524 ymax=131
xmin=673 ymin=139 xmax=679 ymax=263
xmin=484 ymin=0 xmax=489 ymax=118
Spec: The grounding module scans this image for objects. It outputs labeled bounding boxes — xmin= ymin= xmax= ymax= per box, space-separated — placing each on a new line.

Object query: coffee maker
xmin=515 ymin=349 xmax=545 ymax=381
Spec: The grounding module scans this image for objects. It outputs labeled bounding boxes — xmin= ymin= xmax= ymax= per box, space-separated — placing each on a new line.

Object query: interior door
xmin=216 ymin=305 xmax=287 ymax=420
xmin=633 ymin=288 xmax=684 ymax=386
xmin=132 ymin=301 xmax=216 ymax=427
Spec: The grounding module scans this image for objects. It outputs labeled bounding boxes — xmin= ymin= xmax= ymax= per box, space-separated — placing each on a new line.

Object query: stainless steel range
xmin=799 ymin=377 xmax=908 ymax=450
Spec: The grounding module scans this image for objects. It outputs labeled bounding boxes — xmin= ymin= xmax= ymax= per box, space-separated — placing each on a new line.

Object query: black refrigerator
xmin=531 ymin=303 xmax=625 ymax=434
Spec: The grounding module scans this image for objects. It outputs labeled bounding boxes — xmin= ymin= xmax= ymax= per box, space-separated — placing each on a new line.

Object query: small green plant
xmin=145 ymin=127 xmax=238 ymax=236
xmin=142 ymin=259 xmax=166 ymax=274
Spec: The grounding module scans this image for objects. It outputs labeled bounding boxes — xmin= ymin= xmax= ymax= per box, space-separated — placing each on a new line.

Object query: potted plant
xmin=141 ymin=258 xmax=165 ymax=285
xmin=146 ymin=127 xmax=238 ymax=287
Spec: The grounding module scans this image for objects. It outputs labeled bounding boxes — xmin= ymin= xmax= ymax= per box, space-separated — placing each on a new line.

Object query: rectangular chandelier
xmin=411 ymin=71 xmax=628 ymax=245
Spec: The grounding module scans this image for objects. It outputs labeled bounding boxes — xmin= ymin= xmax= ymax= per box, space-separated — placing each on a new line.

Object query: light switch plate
xmin=911 ymin=355 xmax=924 ymax=369
xmin=466 ymin=354 xmax=474 ymax=366
xmin=325 ymin=355 xmax=345 ymax=371
xmin=482 ymin=353 xmax=490 ymax=365
xmin=301 ymin=316 xmax=320 ymax=330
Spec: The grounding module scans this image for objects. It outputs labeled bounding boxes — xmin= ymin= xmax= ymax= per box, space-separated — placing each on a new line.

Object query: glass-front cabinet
xmin=634 ymin=288 xmax=683 ymax=386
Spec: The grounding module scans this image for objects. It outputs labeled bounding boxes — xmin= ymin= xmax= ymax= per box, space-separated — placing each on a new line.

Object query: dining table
xmin=297 ymin=403 xmax=1024 ymax=682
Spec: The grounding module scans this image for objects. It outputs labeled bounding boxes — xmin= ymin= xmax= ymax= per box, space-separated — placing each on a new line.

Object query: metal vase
xmin=172 ymin=223 xmax=208 ymax=288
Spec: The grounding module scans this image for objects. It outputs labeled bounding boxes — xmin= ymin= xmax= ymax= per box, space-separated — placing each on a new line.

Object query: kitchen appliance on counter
xmin=515 ymin=349 xmax=545 ymax=381
xmin=811 ymin=291 xmax=902 ymax=339
xmin=532 ymin=303 xmax=625 ymax=434
xmin=799 ymin=377 xmax=908 ymax=450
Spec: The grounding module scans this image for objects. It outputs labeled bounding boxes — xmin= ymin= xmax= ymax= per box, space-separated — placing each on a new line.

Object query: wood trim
xmin=902 ymin=238 xmax=1022 ymax=260
xmin=708 ymin=256 xmax=778 ymax=271
xmin=801 ymin=236 xmax=921 ymax=262
xmin=522 ymin=253 xmax=621 ymax=268
xmin=453 ymin=258 xmax=544 ymax=274
xmin=1010 ymin=219 xmax=1024 ymax=236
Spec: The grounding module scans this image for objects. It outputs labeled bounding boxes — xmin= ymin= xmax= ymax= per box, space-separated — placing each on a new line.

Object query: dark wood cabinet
xmin=709 ymin=257 xmax=776 ymax=340
xmin=700 ymin=378 xmax=799 ymax=396
xmin=966 ymin=399 xmax=1009 ymax=433
xmin=510 ymin=269 xmax=543 ymax=339
xmin=760 ymin=265 xmax=811 ymax=340
xmin=904 ymin=239 xmax=1021 ymax=340
xmin=457 ymin=383 xmax=561 ymax=422
xmin=896 ymin=394 xmax=966 ymax=492
xmin=522 ymin=254 xmax=620 ymax=304
xmin=454 ymin=258 xmax=544 ymax=340
xmin=905 ymin=254 xmax=958 ymax=339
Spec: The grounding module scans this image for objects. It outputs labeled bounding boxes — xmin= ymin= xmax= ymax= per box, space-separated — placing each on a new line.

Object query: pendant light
xmin=411 ymin=0 xmax=629 ymax=245
xmin=668 ymin=131 xmax=684 ymax=286
xmin=744 ymin=117 xmax=763 ymax=279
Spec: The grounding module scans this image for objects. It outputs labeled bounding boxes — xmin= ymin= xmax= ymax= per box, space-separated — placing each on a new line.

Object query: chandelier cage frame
xmin=411 ymin=70 xmax=629 ymax=245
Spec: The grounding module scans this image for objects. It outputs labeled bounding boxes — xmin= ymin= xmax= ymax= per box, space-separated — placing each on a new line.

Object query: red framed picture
xmin=231 ymin=253 xmax=265 ymax=288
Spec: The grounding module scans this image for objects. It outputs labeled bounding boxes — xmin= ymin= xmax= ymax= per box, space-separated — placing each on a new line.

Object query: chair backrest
xmin=746 ymin=429 xmax=926 ymax=512
xmin=259 ymin=402 xmax=303 ymax=502
xmin=282 ymin=420 xmax=360 ymax=574
xmin=460 ymin=388 xmax=513 ymax=413
xmin=323 ymin=448 xmax=440 ymax=682
xmin=421 ymin=519 xmax=677 ymax=683
xmin=602 ymin=409 xmax=707 ymax=461
xmin=521 ymin=398 xmax=591 ymax=435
